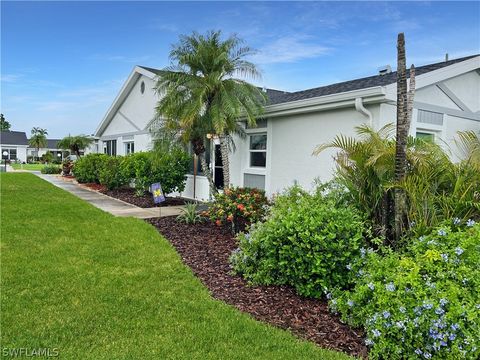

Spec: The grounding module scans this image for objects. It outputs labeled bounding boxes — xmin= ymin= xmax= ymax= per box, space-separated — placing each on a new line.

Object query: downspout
xmin=355 ymin=97 xmax=373 ymax=127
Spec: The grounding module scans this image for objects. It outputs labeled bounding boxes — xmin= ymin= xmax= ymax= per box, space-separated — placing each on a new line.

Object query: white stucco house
xmin=94 ymin=55 xmax=480 ymax=200
xmin=1 ymin=131 xmax=29 ymax=163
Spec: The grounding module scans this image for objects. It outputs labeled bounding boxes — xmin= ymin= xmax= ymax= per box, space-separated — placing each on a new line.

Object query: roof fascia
xmin=265 ymin=86 xmax=385 ymax=118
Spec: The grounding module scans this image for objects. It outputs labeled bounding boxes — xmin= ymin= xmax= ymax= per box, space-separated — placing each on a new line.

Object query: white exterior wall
xmin=2 ymin=144 xmax=28 ymax=162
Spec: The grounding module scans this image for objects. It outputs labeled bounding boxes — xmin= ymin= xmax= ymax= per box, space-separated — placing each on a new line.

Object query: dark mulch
xmin=102 ymin=188 xmax=188 ymax=207
xmin=147 ymin=216 xmax=368 ymax=358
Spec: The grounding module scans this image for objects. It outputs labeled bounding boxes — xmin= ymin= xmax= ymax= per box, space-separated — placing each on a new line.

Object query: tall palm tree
xmin=58 ymin=135 xmax=93 ymax=158
xmin=393 ymin=33 xmax=416 ymax=242
xmin=153 ymin=30 xmax=266 ymax=192
xmin=29 ymin=127 xmax=48 ymax=161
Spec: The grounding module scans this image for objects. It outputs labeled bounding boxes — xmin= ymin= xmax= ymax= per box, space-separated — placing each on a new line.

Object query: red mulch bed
xmin=83 ymin=183 xmax=107 ymax=192
xmin=101 ymin=188 xmax=188 ymax=207
xmin=147 ymin=216 xmax=367 ymax=358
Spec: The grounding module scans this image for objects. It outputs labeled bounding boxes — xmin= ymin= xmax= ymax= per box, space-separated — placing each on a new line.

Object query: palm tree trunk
xmin=219 ymin=135 xmax=230 ymax=188
xmin=394 ymin=33 xmax=409 ymax=242
xmin=199 ymin=152 xmax=217 ymax=197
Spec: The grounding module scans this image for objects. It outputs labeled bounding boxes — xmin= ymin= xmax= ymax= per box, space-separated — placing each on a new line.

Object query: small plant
xmin=61 ymin=160 xmax=74 ymax=176
xmin=177 ymin=203 xmax=203 ymax=224
xmin=41 ymin=164 xmax=61 ymax=174
xmin=208 ymin=186 xmax=269 ymax=233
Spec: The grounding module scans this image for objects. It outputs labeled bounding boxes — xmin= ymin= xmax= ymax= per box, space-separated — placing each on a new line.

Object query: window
xmin=249 ymin=133 xmax=267 ymax=167
xmin=103 ymin=140 xmax=117 ymax=156
xmin=140 ymin=81 xmax=145 ymax=94
xmin=416 ymin=132 xmax=435 ymax=142
xmin=125 ymin=142 xmax=134 ymax=155
xmin=2 ymin=148 xmax=17 ymax=160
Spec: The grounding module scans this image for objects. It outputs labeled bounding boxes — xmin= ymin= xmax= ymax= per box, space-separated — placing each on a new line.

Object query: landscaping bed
xmin=147 ymin=216 xmax=367 ymax=358
xmin=101 ymin=187 xmax=188 ymax=207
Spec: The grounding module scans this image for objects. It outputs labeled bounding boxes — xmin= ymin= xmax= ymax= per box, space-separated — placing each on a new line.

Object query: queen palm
xmin=29 ymin=127 xmax=48 ymax=161
xmin=153 ymin=30 xmax=266 ymax=192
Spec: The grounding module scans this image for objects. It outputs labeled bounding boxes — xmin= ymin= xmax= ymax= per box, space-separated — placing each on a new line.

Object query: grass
xmin=0 ymin=173 xmax=351 ymax=360
xmin=10 ymin=163 xmax=58 ymax=171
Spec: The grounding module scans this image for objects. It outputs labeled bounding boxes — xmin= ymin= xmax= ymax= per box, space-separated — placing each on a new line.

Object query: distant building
xmin=0 ymin=131 xmax=29 ymax=162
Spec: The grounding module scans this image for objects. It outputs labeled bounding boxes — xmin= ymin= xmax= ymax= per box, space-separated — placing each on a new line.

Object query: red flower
xmin=227 ymin=214 xmax=234 ymax=222
xmin=215 ymin=220 xmax=222 ymax=226
xmin=237 ymin=204 xmax=245 ymax=211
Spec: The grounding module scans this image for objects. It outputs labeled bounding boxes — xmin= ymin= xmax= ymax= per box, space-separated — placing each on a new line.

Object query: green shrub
xmin=330 ymin=220 xmax=480 ymax=359
xmin=208 ymin=186 xmax=269 ymax=233
xmin=73 ymin=153 xmax=108 ymax=183
xmin=121 ymin=150 xmax=190 ymax=196
xmin=230 ymin=185 xmax=367 ymax=297
xmin=41 ymin=164 xmax=61 ymax=174
xmin=98 ymin=156 xmax=127 ymax=190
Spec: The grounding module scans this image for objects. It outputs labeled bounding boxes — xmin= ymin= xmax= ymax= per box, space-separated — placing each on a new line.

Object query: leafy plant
xmin=41 ymin=164 xmax=61 ymax=174
xmin=57 ymin=135 xmax=93 ymax=158
xmin=230 ymin=185 xmax=367 ymax=297
xmin=329 ymin=221 xmax=480 ymax=359
xmin=73 ymin=153 xmax=109 ymax=183
xmin=177 ymin=203 xmax=203 ymax=224
xmin=98 ymin=156 xmax=127 ymax=190
xmin=208 ymin=186 xmax=269 ymax=233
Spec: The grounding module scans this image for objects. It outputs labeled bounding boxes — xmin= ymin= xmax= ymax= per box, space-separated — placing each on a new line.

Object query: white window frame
xmin=124 ymin=141 xmax=134 ymax=155
xmin=248 ymin=132 xmax=267 ymax=168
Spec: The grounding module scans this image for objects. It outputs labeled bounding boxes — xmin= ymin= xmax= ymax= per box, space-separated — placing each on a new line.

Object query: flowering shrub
xmin=207 ymin=187 xmax=269 ymax=233
xmin=230 ymin=185 xmax=367 ymax=297
xmin=330 ymin=220 xmax=480 ymax=359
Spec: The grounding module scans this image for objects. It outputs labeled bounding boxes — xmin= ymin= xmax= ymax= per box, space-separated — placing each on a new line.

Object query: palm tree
xmin=153 ymin=30 xmax=266 ymax=192
xmin=393 ymin=33 xmax=416 ymax=242
xmin=58 ymin=135 xmax=93 ymax=158
xmin=29 ymin=127 xmax=48 ymax=161
xmin=455 ymin=130 xmax=480 ymax=168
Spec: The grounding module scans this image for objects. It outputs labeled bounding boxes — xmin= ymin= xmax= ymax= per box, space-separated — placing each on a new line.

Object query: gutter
xmin=355 ymin=97 xmax=373 ymax=126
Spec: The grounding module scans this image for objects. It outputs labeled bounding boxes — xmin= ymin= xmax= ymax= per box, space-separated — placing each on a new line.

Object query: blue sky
xmin=1 ymin=1 xmax=479 ymax=138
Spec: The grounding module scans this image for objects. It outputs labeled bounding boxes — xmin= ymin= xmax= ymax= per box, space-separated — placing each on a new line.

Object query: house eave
xmin=265 ymin=86 xmax=386 ymax=118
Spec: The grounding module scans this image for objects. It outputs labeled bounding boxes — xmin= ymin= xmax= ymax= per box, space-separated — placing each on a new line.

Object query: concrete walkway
xmin=35 ymin=174 xmax=183 ymax=219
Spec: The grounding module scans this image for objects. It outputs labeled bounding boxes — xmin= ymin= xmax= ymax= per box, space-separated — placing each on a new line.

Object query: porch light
xmin=2 ymin=151 xmax=8 ymax=172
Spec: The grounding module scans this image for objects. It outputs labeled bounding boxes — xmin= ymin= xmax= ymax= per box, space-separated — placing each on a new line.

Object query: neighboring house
xmin=27 ymin=139 xmax=69 ymax=161
xmin=94 ymin=55 xmax=480 ymax=200
xmin=0 ymin=131 xmax=29 ymax=163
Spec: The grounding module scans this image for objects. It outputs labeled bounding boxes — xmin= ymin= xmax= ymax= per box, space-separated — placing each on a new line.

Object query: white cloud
xmin=1 ymin=74 xmax=24 ymax=83
xmin=252 ymin=35 xmax=330 ymax=64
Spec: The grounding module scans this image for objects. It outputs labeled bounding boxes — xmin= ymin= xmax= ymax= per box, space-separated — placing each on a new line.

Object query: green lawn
xmin=10 ymin=163 xmax=57 ymax=171
xmin=0 ymin=173 xmax=351 ymax=360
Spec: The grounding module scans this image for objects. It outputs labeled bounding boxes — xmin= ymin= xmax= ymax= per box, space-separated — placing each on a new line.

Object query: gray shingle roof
xmin=46 ymin=139 xmax=61 ymax=149
xmin=139 ymin=54 xmax=478 ymax=106
xmin=0 ymin=131 xmax=28 ymax=145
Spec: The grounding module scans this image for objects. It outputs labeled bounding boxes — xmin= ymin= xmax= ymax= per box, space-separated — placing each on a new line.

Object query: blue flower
xmin=439 ymin=298 xmax=448 ymax=306
xmin=440 ymin=341 xmax=448 ymax=347
xmin=385 ymin=282 xmax=395 ymax=292
xmin=415 ymin=349 xmax=423 ymax=355
xmin=365 ymin=339 xmax=374 ymax=346
xmin=326 ymin=293 xmax=332 ymax=300
xmin=441 ymin=253 xmax=449 ymax=262
xmin=372 ymin=329 xmax=381 ymax=337
xmin=423 ymin=301 xmax=433 ymax=310
xmin=382 ymin=310 xmax=391 ymax=319
xmin=360 ymin=248 xmax=366 ymax=257
xmin=367 ymin=282 xmax=375 ymax=291
xmin=399 ymin=306 xmax=406 ymax=313
xmin=437 ymin=229 xmax=447 ymax=236
xmin=435 ymin=307 xmax=445 ymax=315
xmin=347 ymin=300 xmax=354 ymax=307
xmin=419 ymin=235 xmax=426 ymax=241
xmin=451 ymin=323 xmax=460 ymax=331
xmin=424 ymin=352 xmax=432 ymax=359
xmin=346 ymin=263 xmax=352 ymax=270
xmin=395 ymin=321 xmax=406 ymax=330
xmin=449 ymin=333 xmax=456 ymax=341
xmin=453 ymin=217 xmax=461 ymax=225
xmin=466 ymin=219 xmax=475 ymax=227
xmin=455 ymin=247 xmax=464 ymax=256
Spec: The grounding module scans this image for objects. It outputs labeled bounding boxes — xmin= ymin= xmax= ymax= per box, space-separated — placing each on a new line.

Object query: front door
xmin=214 ymin=144 xmax=224 ymax=189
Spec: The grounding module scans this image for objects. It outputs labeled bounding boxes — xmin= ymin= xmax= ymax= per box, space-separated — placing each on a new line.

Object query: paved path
xmin=35 ymin=174 xmax=183 ymax=219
